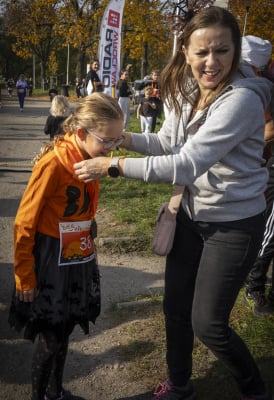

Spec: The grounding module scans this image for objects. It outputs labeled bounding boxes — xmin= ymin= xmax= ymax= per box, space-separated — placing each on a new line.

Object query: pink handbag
xmin=152 ymin=185 xmax=184 ymax=256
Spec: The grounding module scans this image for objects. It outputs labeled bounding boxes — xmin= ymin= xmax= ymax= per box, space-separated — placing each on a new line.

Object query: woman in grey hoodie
xmin=74 ymin=7 xmax=273 ymax=400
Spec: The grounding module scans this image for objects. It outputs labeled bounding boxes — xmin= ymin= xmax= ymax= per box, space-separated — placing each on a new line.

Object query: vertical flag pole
xmin=66 ymin=44 xmax=70 ymax=85
xmin=172 ymin=1 xmax=180 ymax=56
xmin=172 ymin=0 xmax=188 ymax=56
xmin=242 ymin=1 xmax=252 ymax=36
xmin=97 ymin=0 xmax=126 ymax=97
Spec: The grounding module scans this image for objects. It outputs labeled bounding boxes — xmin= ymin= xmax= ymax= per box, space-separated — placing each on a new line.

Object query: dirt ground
xmin=0 ymin=95 xmax=166 ymax=400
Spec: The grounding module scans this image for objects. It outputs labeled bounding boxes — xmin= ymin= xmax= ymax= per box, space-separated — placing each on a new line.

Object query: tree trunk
xmin=40 ymin=60 xmax=47 ymax=91
xmin=76 ymin=47 xmax=86 ymax=81
xmin=141 ymin=41 xmax=148 ymax=78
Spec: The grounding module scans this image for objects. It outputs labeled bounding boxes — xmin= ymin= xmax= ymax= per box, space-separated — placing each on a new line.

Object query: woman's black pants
xmin=164 ymin=209 xmax=266 ymax=396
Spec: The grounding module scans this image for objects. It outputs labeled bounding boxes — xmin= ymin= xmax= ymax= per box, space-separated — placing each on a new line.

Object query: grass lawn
xmin=96 ymin=109 xmax=172 ymax=253
xmin=108 ymin=289 xmax=274 ymax=399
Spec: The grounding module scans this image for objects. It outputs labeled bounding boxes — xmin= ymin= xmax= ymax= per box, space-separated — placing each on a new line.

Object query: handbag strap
xmin=168 ymin=185 xmax=184 ymax=214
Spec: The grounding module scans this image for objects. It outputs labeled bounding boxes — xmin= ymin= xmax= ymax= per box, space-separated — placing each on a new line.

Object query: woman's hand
xmin=16 ymin=288 xmax=36 ymax=302
xmin=74 ymin=157 xmax=110 ymax=182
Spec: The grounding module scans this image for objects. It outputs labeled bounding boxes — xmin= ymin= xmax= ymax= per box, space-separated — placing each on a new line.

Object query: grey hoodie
xmin=124 ymin=69 xmax=273 ymax=222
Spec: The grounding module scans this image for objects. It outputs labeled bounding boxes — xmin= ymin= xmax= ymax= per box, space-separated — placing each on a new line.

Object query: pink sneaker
xmin=152 ymin=379 xmax=195 ymax=399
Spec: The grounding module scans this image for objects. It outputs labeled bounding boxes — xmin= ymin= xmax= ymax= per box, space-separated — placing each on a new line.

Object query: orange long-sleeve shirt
xmin=14 ymin=133 xmax=99 ymax=291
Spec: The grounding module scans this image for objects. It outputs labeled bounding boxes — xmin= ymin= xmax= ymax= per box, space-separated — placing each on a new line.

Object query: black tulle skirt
xmin=9 ymin=232 xmax=101 ymax=341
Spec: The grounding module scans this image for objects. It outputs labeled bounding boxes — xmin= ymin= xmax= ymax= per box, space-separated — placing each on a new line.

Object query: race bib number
xmin=58 ymin=220 xmax=94 ymax=266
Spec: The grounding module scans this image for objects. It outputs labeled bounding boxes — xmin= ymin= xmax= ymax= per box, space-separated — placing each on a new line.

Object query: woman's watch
xmin=108 ymin=157 xmax=120 ymax=178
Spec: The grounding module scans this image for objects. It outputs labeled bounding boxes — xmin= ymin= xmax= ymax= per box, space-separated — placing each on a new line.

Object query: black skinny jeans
xmin=164 ymin=208 xmax=266 ymax=396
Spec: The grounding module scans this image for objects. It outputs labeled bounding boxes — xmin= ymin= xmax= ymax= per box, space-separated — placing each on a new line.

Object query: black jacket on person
xmin=85 ymin=70 xmax=103 ymax=92
xmin=48 ymin=87 xmax=58 ymax=101
xmin=44 ymin=115 xmax=66 ymax=140
xmin=116 ymin=79 xmax=131 ymax=98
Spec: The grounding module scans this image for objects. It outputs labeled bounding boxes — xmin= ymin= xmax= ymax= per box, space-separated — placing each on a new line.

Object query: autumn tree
xmin=0 ymin=16 xmax=22 ymax=79
xmin=120 ymin=0 xmax=211 ymax=78
xmin=2 ymin=0 xmax=105 ymax=86
xmin=3 ymin=0 xmax=59 ymax=89
xmin=1 ymin=0 xmax=218 ymax=88
xmin=228 ymin=0 xmax=274 ymax=54
xmin=55 ymin=0 xmax=104 ymax=82
xmin=120 ymin=0 xmax=169 ymax=78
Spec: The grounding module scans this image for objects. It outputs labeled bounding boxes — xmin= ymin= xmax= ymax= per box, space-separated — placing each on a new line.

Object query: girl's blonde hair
xmin=63 ymin=92 xmax=124 ymax=134
xmin=50 ymin=95 xmax=71 ymax=117
xmin=33 ymin=93 xmax=123 ymax=165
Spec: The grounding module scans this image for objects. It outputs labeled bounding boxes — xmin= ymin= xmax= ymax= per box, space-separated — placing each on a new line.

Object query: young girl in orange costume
xmin=9 ymin=92 xmax=124 ymax=400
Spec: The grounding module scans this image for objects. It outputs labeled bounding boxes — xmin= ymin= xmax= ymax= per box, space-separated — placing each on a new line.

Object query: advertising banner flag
xmin=97 ymin=0 xmax=126 ymax=96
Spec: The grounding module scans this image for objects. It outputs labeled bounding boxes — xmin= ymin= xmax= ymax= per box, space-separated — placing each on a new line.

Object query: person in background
xmin=7 ymin=78 xmax=14 ymax=97
xmin=8 ymin=92 xmax=124 ymax=400
xmin=116 ymin=69 xmax=133 ymax=131
xmin=44 ymin=95 xmax=71 ymax=141
xmin=28 ymin=77 xmax=34 ymax=97
xmin=73 ymin=6 xmax=273 ymax=400
xmin=241 ymin=35 xmax=274 ymax=317
xmin=144 ymin=69 xmax=161 ymax=97
xmin=85 ymin=59 xmax=104 ymax=95
xmin=145 ymin=69 xmax=163 ymax=132
xmin=44 ymin=78 xmax=49 ymax=90
xmin=137 ymin=86 xmax=158 ymax=133
xmin=268 ymin=60 xmax=274 ymax=120
xmin=16 ymin=74 xmax=28 ymax=111
xmin=75 ymin=79 xmax=81 ymax=98
xmin=133 ymin=79 xmax=145 ymax=112
xmin=48 ymin=84 xmax=58 ymax=102
xmin=79 ymin=78 xmax=87 ymax=97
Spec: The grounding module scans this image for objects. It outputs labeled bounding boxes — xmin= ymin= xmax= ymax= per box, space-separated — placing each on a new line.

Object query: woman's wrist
xmin=118 ymin=158 xmax=125 ymax=176
xmin=121 ymin=131 xmax=132 ymax=149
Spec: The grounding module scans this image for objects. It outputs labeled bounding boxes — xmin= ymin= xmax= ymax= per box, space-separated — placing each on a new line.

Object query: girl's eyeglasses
xmin=87 ymin=130 xmax=125 ymax=150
